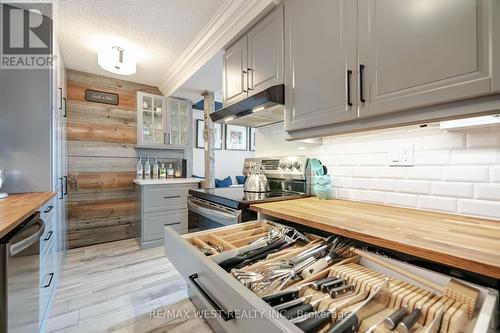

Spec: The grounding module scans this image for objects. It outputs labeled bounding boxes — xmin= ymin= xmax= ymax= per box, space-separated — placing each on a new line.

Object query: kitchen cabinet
xmin=164 ymin=220 xmax=498 ymax=333
xmin=358 ymin=0 xmax=493 ymax=118
xmin=223 ymin=4 xmax=284 ymax=106
xmin=136 ymin=181 xmax=199 ymax=248
xmin=247 ymin=3 xmax=283 ymax=95
xmin=137 ymin=93 xmax=192 ymax=149
xmin=284 ymin=0 xmax=500 ymax=139
xmin=167 ymin=97 xmax=192 ymax=148
xmin=284 ymin=0 xmax=357 ymax=132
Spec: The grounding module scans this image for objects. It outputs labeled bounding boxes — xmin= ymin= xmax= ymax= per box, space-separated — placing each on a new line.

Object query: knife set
xmin=260 ymin=262 xmax=470 ymax=333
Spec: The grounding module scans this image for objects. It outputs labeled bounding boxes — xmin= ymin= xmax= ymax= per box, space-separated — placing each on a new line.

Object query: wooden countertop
xmin=0 ymin=192 xmax=55 ymax=238
xmin=250 ymin=197 xmax=500 ymax=279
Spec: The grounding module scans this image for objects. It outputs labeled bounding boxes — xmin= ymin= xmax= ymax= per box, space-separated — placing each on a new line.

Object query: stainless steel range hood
xmin=210 ymin=84 xmax=284 ymax=127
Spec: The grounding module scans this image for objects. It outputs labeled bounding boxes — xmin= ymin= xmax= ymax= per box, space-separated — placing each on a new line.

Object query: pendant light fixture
xmin=98 ymin=45 xmax=136 ymax=75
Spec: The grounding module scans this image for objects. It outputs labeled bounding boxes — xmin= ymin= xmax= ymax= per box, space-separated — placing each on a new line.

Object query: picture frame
xmin=85 ymin=89 xmax=119 ymax=105
xmin=249 ymin=127 xmax=256 ymax=151
xmin=195 ymin=119 xmax=223 ymax=150
xmin=225 ymin=124 xmax=248 ymax=151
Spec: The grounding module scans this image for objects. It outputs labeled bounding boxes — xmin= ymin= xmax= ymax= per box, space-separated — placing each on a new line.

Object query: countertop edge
xmin=0 ymin=192 xmax=56 ymax=238
xmin=250 ymin=199 xmax=500 ymax=279
xmin=133 ymin=178 xmax=202 ymax=186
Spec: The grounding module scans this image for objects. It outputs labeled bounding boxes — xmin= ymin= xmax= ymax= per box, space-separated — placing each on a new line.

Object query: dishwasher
xmin=0 ymin=212 xmax=46 ymax=333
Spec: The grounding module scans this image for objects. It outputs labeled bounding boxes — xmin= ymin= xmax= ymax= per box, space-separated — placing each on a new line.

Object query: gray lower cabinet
xmin=164 ymin=221 xmax=498 ymax=333
xmin=139 ymin=182 xmax=198 ymax=248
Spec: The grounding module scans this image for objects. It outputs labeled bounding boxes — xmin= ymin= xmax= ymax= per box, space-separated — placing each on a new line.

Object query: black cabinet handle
xmin=164 ymin=195 xmax=181 ymax=199
xmin=189 ymin=273 xmax=235 ymax=321
xmin=59 ymin=178 xmax=63 ymax=199
xmin=64 ymin=175 xmax=68 ymax=195
xmin=63 ymin=97 xmax=67 ymax=117
xmin=44 ymin=230 xmax=53 ymax=241
xmin=58 ymin=88 xmax=62 ymax=110
xmin=43 ymin=205 xmax=53 ymax=213
xmin=346 ymin=70 xmax=353 ymax=107
xmin=359 ymin=64 xmax=365 ymax=103
xmin=43 ymin=273 xmax=54 ymax=288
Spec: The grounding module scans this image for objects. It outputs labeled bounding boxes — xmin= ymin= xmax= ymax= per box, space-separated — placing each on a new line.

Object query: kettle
xmin=244 ymin=165 xmax=270 ymax=193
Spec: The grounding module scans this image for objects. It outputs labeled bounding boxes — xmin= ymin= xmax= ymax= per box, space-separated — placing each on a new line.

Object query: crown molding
xmin=158 ymin=0 xmax=280 ymax=96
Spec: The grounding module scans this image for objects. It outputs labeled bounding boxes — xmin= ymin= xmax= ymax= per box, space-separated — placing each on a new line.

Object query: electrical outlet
xmin=389 ymin=144 xmax=414 ymax=166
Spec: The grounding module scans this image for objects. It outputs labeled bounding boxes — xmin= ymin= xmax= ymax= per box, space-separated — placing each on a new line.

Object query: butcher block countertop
xmin=0 ymin=192 xmax=55 ymax=238
xmin=250 ymin=197 xmax=500 ymax=279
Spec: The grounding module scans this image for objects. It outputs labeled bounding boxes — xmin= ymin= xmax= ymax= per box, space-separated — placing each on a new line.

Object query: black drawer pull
xmin=43 ymin=206 xmax=53 ymax=213
xmin=346 ymin=69 xmax=353 ymax=107
xmin=189 ymin=273 xmax=235 ymax=321
xmin=165 ymin=222 xmax=181 ymax=226
xmin=43 ymin=231 xmax=53 ymax=241
xmin=43 ymin=273 xmax=54 ymax=288
xmin=359 ymin=64 xmax=366 ymax=103
xmin=164 ymin=195 xmax=181 ymax=199
xmin=64 ymin=175 xmax=68 ymax=195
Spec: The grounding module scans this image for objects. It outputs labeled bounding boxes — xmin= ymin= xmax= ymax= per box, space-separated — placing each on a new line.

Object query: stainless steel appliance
xmin=188 ymin=156 xmax=310 ymax=230
xmin=0 ymin=213 xmax=46 ymax=333
xmin=210 ymin=84 xmax=284 ymax=128
xmin=243 ymin=163 xmax=269 ymax=193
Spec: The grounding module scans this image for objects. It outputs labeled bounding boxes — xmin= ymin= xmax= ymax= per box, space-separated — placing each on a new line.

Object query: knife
xmin=397 ymin=308 xmax=423 ymax=333
xmin=281 ymin=294 xmax=332 ymax=319
xmin=325 ymin=281 xmax=391 ymax=333
xmin=384 ymin=306 xmax=408 ymax=330
xmin=320 ymin=278 xmax=346 ymax=293
xmin=312 ymin=276 xmax=342 ymax=290
xmin=329 ymin=283 xmax=355 ymax=298
xmin=273 ymin=295 xmax=313 ymax=312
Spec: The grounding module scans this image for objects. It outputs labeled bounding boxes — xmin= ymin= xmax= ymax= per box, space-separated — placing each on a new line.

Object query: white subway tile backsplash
xmin=418 ymin=196 xmax=457 ymax=213
xmin=475 ymin=184 xmax=500 ymax=201
xmin=385 ymin=192 xmax=419 ymax=207
xmin=432 ymin=182 xmax=474 ymax=198
xmin=458 ymin=199 xmax=500 ymax=219
xmin=397 ymin=180 xmax=431 ymax=194
xmin=491 ymin=166 xmax=500 ymax=183
xmin=406 ymin=166 xmax=442 ymax=180
xmin=442 ymin=166 xmax=489 ymax=182
xmin=414 ymin=150 xmax=451 ymax=165
xmin=256 ymin=122 xmax=500 ymax=220
xmin=452 ymin=149 xmax=498 ymax=165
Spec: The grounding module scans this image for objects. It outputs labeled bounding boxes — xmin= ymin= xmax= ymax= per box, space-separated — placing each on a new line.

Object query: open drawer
xmin=164 ymin=221 xmax=498 ymax=333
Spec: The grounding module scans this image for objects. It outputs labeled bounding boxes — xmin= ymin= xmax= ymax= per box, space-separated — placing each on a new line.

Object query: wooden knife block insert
xmin=287 ymin=262 xmax=469 ymax=333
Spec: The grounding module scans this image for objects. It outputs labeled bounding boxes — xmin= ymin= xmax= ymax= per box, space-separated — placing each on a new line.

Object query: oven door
xmin=188 ymin=196 xmax=242 ymax=230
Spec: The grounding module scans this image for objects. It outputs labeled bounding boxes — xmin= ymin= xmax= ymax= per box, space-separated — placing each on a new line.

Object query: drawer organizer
xmin=164 ymin=220 xmax=498 ymax=333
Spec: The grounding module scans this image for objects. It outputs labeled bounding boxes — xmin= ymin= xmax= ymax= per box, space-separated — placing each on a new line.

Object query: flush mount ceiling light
xmin=98 ymin=46 xmax=136 ymax=75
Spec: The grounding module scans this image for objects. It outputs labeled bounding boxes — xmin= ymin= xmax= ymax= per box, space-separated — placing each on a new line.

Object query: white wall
xmin=256 ymin=122 xmax=500 ymax=220
xmin=192 ymin=109 xmax=254 ymax=183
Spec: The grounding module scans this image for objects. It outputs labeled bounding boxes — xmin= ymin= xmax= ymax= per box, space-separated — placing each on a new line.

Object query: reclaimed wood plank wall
xmin=66 ymin=70 xmax=162 ymax=248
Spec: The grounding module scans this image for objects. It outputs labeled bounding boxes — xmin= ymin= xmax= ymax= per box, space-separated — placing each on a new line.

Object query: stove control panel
xmin=243 ymin=156 xmax=308 ymax=180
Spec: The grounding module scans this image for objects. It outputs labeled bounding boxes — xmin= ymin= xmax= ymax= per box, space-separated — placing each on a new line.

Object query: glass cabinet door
xmin=138 ymin=92 xmax=165 ymax=145
xmin=167 ymin=97 xmax=191 ymax=147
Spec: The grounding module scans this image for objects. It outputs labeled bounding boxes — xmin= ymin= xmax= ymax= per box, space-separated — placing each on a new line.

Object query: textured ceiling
xmin=58 ymin=0 xmax=224 ymax=86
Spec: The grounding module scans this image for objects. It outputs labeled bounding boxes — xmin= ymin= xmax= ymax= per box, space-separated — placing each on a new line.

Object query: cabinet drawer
xmin=40 ymin=199 xmax=55 ymax=222
xmin=165 ymin=221 xmax=498 ymax=333
xmin=144 ymin=210 xmax=187 ymax=242
xmin=165 ymin=223 xmax=303 ymax=333
xmin=144 ymin=186 xmax=188 ymax=212
xmin=40 ymin=215 xmax=56 ymax=257
xmin=39 ymin=243 xmax=56 ymax=324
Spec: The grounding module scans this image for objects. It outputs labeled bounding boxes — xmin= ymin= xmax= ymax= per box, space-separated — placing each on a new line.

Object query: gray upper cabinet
xmin=223 ymin=37 xmax=248 ymax=106
xmin=247 ymin=3 xmax=284 ymax=94
xmin=223 ymin=4 xmax=284 ymax=106
xmin=284 ymin=0 xmax=357 ymax=132
xmin=358 ymin=0 xmax=494 ymax=118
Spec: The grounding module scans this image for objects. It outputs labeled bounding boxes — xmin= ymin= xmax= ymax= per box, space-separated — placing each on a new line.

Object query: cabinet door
xmin=167 ymin=97 xmax=192 ymax=148
xmin=284 ymin=0 xmax=358 ymax=132
xmin=358 ymin=0 xmax=493 ymax=118
xmin=137 ymin=92 xmax=166 ymax=146
xmin=223 ymin=37 xmax=248 ymax=106
xmin=247 ymin=3 xmax=284 ymax=94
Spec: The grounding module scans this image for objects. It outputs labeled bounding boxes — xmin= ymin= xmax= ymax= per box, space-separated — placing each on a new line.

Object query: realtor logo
xmin=1 ymin=2 xmax=54 ymax=68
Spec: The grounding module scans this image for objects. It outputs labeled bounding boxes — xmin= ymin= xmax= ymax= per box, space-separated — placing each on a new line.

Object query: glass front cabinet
xmin=137 ymin=92 xmax=192 ymax=148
